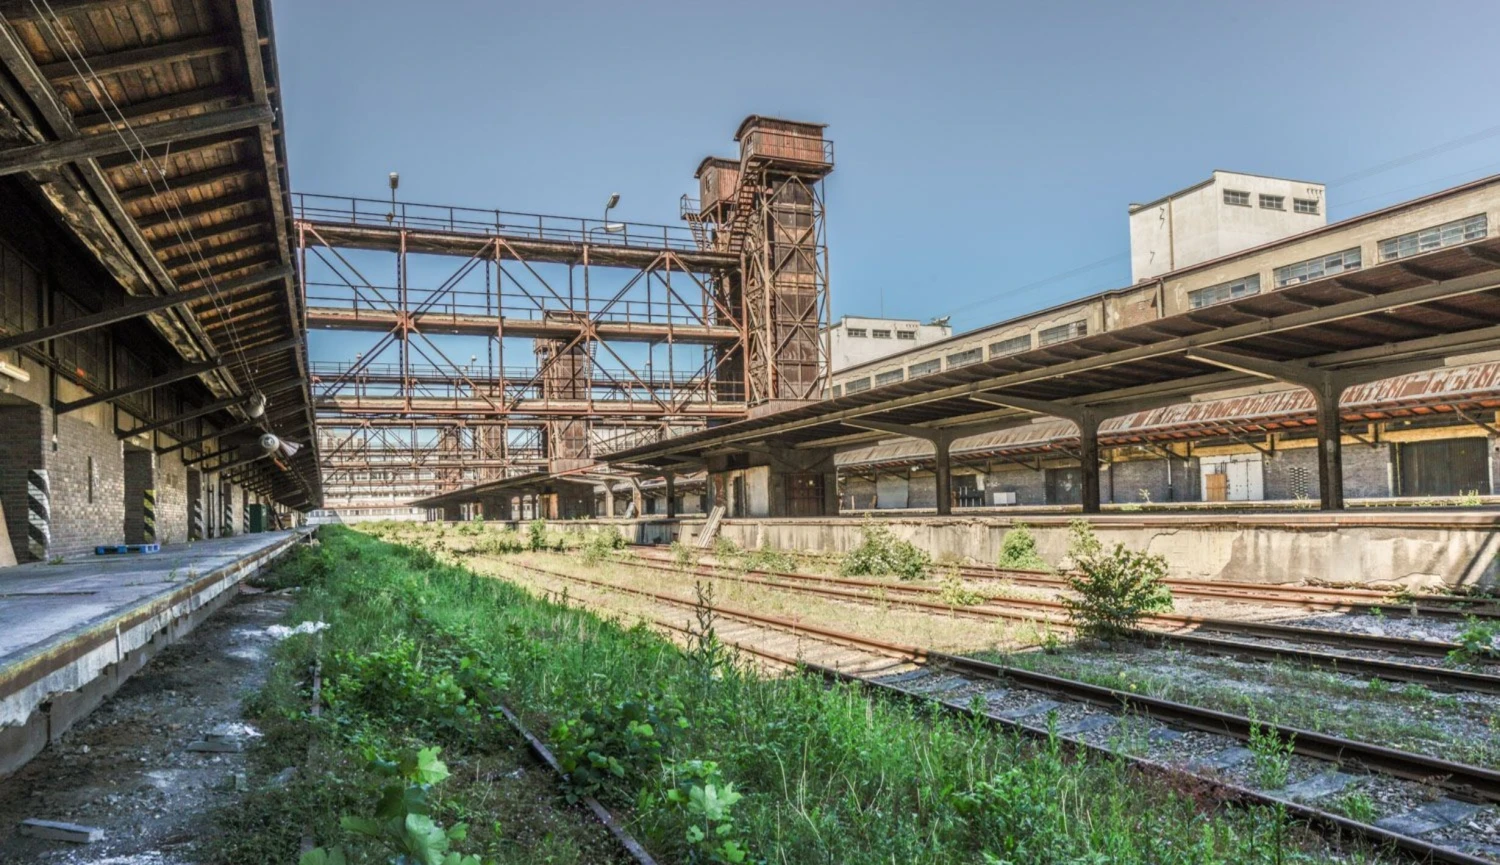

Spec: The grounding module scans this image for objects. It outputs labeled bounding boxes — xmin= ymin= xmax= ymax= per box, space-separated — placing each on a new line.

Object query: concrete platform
xmin=0 ymin=531 xmax=305 ymax=777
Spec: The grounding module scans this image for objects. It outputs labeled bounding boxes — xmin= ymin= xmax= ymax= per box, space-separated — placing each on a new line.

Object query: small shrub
xmin=581 ymin=527 xmax=626 ymax=565
xmin=938 ymin=572 xmax=984 ymax=607
xmin=671 ymin=540 xmax=697 ymax=571
xmin=1248 ymin=716 xmax=1295 ymax=789
xmin=1448 ymin=616 xmax=1498 ymax=665
xmin=550 ymin=691 xmax=689 ymax=802
xmin=995 ymin=523 xmax=1050 ymax=572
xmin=527 ymin=519 xmax=549 ymax=552
xmin=840 ymin=521 xmax=931 ymax=581
xmin=659 ymin=760 xmax=750 ymax=864
xmin=1062 ymin=542 xmax=1172 ymax=641
xmin=1333 ymin=790 xmax=1378 ymax=823
xmin=1066 ymin=519 xmax=1102 ymax=564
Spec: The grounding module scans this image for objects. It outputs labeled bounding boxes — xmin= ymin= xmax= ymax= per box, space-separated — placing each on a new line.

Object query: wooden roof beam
xmin=118 ymin=163 xmax=258 ymax=205
xmin=74 ymin=83 xmax=243 ymax=132
xmin=161 ymin=235 xmax=276 ymax=272
xmin=0 ymin=103 xmax=271 ymax=177
xmin=40 ymin=35 xmax=232 ymax=85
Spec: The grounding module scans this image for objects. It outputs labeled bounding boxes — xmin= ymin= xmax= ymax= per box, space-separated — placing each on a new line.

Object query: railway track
xmin=614 ymin=554 xmax=1500 ymax=695
xmin=506 ymin=559 xmax=1500 ymax=865
xmin=769 ymin=547 xmax=1500 ymax=620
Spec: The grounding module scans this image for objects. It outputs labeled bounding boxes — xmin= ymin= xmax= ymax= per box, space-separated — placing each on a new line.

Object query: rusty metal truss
xmin=297 ymin=193 xmax=761 ymax=507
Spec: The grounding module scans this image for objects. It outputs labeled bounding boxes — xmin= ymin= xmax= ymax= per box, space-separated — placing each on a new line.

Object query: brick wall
xmin=154 ymin=450 xmax=189 ymax=544
xmin=1108 ymin=457 xmax=1200 ymax=504
xmin=1343 ymin=443 xmax=1394 ymax=499
xmin=50 ymin=405 xmax=125 ymax=556
xmin=983 ymin=463 xmax=1048 ymax=505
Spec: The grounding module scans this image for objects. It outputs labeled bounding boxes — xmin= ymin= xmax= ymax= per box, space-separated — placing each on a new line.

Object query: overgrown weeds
xmin=218 ymin=527 xmax=1346 ymax=865
xmin=839 ymin=520 xmax=931 ymax=580
xmin=1062 ymin=521 xmax=1173 ymax=642
xmin=995 ymin=522 xmax=1050 ymax=571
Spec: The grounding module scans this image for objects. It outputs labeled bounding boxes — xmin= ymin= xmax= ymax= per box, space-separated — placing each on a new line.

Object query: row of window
xmin=1222 ymin=188 xmax=1320 ymax=215
xmin=1188 ymin=213 xmax=1489 ymax=310
xmin=833 ymin=320 xmax=1093 ymax=395
xmin=837 ymin=210 xmax=1493 ymax=392
xmin=844 ymin=326 xmax=917 ymax=340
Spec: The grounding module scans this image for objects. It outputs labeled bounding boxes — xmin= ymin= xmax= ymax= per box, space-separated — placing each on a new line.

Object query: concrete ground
xmin=0 ymin=532 xmax=299 ymax=670
xmin=0 ymin=588 xmax=293 ymax=864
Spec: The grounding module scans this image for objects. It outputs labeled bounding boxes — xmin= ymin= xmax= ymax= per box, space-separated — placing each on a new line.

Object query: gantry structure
xmin=303 ymin=116 xmax=834 ymax=510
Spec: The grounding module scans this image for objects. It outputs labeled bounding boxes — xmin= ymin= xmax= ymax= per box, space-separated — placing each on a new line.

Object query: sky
xmin=275 ymin=0 xmax=1500 ymax=338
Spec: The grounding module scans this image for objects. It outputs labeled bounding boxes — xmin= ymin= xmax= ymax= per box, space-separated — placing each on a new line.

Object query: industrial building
xmin=825 ymin=315 xmax=952 ymax=374
xmin=821 ymin=173 xmax=1500 ymax=511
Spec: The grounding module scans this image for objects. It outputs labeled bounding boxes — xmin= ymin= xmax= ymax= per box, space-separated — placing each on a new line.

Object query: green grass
xmin=216 ymin=526 xmax=1365 ymax=864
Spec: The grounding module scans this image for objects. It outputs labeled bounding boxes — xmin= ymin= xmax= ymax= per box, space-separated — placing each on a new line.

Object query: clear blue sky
xmin=276 ymin=0 xmax=1500 ymax=335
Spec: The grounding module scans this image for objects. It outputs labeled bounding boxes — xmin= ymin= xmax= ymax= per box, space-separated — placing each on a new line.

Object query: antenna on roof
xmin=928 ymin=315 xmax=951 ymax=328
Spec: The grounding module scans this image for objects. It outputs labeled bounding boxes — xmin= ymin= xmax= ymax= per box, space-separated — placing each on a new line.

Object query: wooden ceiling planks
xmin=0 ymin=0 xmax=320 ymax=507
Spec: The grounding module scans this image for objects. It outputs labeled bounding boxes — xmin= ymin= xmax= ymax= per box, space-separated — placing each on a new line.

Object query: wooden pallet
xmin=94 ymin=543 xmax=161 ymax=555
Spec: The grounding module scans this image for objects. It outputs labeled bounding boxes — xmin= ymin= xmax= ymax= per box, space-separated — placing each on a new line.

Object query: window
xmin=896 ymin=330 xmax=916 ymax=340
xmin=946 ymin=348 xmax=982 ymax=368
xmin=846 ymin=327 xmax=868 ymax=338
xmin=845 ymin=377 xmax=871 ymax=394
xmin=1038 ymin=320 xmax=1087 ymax=346
xmin=909 ymin=359 xmax=940 ymax=377
xmin=871 ymin=329 xmax=892 ymax=339
xmin=831 ymin=384 xmax=842 ymax=397
xmin=1223 ymin=189 xmax=1250 ymax=207
xmin=1259 ymin=194 xmax=1284 ymax=210
xmin=875 ymin=369 xmax=904 ymax=385
xmin=1274 ymin=247 xmax=1361 ymax=287
xmin=1188 ymin=273 xmax=1261 ymax=308
xmin=988 ymin=334 xmax=1031 ymax=358
xmin=1294 ymin=198 xmax=1320 ymax=215
xmin=1379 ymin=214 xmax=1488 ymax=261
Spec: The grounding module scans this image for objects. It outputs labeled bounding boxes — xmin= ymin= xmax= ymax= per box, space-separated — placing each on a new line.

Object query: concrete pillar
xmin=934 ymin=438 xmax=952 ymax=516
xmin=631 ymin=480 xmax=644 ymax=518
xmin=1079 ymin=416 xmax=1102 ymax=514
xmin=664 ymin=473 xmax=677 ymax=518
xmin=1313 ymin=380 xmax=1346 ymax=511
xmin=599 ymin=484 xmax=614 ymax=518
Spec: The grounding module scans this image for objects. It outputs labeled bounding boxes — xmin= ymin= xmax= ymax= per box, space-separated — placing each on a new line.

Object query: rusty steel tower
xmin=684 ymin=117 xmax=834 ymax=405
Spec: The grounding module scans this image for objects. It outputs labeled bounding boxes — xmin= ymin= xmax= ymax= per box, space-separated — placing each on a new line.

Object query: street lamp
xmin=385 ymin=172 xmax=400 ymax=224
xmin=590 ymin=193 xmax=624 ymax=243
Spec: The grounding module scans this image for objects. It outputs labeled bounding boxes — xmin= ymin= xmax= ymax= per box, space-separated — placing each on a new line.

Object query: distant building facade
xmin=825 ymin=316 xmax=950 ymax=375
xmin=1128 ymin=170 xmax=1327 ymax=283
xmin=825 ymin=172 xmax=1500 ymax=511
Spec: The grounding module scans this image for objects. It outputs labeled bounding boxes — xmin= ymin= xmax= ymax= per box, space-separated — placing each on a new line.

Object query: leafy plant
xmin=662 ymin=760 xmax=749 ymax=864
xmin=300 ymin=747 xmax=481 ymax=865
xmin=1448 ymin=616 xmax=1498 ymax=665
xmin=527 ymin=519 xmax=549 ymax=552
xmin=938 ymin=571 xmax=985 ymax=606
xmin=1332 ymin=790 xmax=1377 ymax=823
xmin=1066 ymin=519 xmax=1102 ymax=564
xmin=672 ymin=540 xmax=698 ymax=571
xmin=1062 ymin=542 xmax=1173 ymax=641
xmin=995 ymin=522 xmax=1050 ymax=571
xmin=551 ymin=691 xmax=690 ymax=802
xmin=581 ymin=527 xmax=626 ymax=565
xmin=1248 ymin=716 xmax=1296 ymax=789
xmin=742 ymin=545 xmax=795 ymax=574
xmin=839 ymin=521 xmax=930 ymax=581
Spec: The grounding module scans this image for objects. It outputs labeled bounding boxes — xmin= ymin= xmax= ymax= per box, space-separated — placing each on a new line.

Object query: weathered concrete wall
xmin=711 ymin=512 xmax=1500 ymax=591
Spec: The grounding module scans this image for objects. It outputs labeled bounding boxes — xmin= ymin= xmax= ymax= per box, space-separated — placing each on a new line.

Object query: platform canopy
xmin=603 ymin=234 xmax=1500 ymax=510
xmin=0 ymin=0 xmax=320 ymax=508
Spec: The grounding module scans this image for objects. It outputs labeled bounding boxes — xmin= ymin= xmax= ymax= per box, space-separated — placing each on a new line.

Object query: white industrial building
xmin=825 ymin=315 xmax=951 ymax=373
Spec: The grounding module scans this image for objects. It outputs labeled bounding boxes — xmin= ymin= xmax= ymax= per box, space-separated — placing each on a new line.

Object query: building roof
xmin=603 ymin=232 xmax=1500 ymax=470
xmin=836 ymin=360 xmax=1500 ymax=469
xmin=0 ymin=0 xmax=321 ymax=509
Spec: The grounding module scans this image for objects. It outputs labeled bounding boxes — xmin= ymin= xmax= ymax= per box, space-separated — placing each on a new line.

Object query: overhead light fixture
xmin=0 ymin=360 xmax=30 ymax=383
xmin=605 ymin=192 xmax=620 ymax=210
xmin=246 ymin=392 xmax=266 ymax=419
